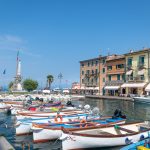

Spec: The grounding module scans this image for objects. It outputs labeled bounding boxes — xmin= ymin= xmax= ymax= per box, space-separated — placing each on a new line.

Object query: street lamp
xmin=58 ymin=73 xmax=63 ymax=89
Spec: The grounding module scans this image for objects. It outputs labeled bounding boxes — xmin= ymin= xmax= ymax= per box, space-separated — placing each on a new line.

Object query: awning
xmin=104 ymin=86 xmax=120 ymax=90
xmin=126 ymin=70 xmax=133 ymax=75
xmin=138 ymin=69 xmax=144 ymax=75
xmin=145 ymin=83 xmax=150 ymax=92
xmin=80 ymin=87 xmax=99 ymax=90
xmin=121 ymin=83 xmax=146 ymax=88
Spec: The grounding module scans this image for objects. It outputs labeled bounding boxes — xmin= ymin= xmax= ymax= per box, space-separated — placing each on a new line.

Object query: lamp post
xmin=99 ymin=54 xmax=101 ymax=96
xmin=58 ymin=73 xmax=63 ymax=90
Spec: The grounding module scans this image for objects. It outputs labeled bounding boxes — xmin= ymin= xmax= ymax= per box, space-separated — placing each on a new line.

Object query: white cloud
xmin=0 ymin=34 xmax=24 ymax=43
xmin=0 ymin=34 xmax=40 ymax=58
xmin=0 ymin=34 xmax=24 ymax=52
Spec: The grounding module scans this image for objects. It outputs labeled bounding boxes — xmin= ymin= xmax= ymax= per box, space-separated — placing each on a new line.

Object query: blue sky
xmin=0 ymin=0 xmax=150 ymax=88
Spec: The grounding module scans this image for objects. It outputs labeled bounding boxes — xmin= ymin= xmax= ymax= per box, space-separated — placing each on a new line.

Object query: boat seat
xmin=97 ymin=130 xmax=115 ymax=135
xmin=137 ymin=124 xmax=150 ymax=131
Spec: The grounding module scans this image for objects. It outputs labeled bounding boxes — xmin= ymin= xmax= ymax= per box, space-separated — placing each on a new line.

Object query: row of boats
xmin=0 ymin=94 xmax=150 ymax=150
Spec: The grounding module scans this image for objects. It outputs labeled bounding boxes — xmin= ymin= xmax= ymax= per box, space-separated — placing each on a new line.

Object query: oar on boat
xmin=114 ymin=125 xmax=136 ymax=134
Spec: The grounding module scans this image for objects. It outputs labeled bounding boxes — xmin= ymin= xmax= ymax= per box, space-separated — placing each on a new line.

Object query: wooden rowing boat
xmin=32 ymin=117 xmax=126 ymax=143
xmin=60 ymin=121 xmax=150 ymax=150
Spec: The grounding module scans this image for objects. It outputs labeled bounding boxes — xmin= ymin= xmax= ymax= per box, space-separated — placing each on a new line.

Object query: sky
xmin=0 ymin=0 xmax=150 ymax=89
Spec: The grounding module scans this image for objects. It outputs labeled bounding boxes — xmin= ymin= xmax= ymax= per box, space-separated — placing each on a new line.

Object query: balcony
xmin=126 ymin=76 xmax=145 ymax=82
xmin=85 ymin=73 xmax=90 ymax=78
xmin=105 ymin=80 xmax=124 ymax=86
xmin=126 ymin=76 xmax=134 ymax=81
xmin=85 ymin=82 xmax=98 ymax=87
xmin=138 ymin=63 xmax=145 ymax=69
xmin=85 ymin=72 xmax=99 ymax=78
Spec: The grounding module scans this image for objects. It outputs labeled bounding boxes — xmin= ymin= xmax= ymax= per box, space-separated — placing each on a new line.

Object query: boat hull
xmin=60 ymin=122 xmax=150 ymax=150
xmin=15 ymin=114 xmax=90 ymax=135
xmin=32 ymin=119 xmax=126 ymax=143
xmin=133 ymin=97 xmax=150 ymax=103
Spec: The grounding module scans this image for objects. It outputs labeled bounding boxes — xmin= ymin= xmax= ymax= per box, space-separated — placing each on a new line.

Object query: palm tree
xmin=47 ymin=75 xmax=54 ymax=90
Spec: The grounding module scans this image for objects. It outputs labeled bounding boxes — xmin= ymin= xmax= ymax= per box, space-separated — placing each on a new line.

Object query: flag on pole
xmin=3 ymin=69 xmax=6 ymax=75
xmin=17 ymin=50 xmax=19 ymax=61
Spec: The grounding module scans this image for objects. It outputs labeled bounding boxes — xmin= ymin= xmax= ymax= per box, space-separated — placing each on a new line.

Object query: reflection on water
xmin=84 ymin=98 xmax=150 ymax=122
xmin=1 ymin=98 xmax=150 ymax=150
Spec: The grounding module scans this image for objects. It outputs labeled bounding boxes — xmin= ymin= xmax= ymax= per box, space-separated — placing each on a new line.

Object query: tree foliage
xmin=8 ymin=81 xmax=13 ymax=90
xmin=23 ymin=79 xmax=38 ymax=92
xmin=47 ymin=75 xmax=54 ymax=89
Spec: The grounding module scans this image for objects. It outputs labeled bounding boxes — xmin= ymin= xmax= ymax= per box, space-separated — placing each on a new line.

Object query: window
xmin=103 ymin=78 xmax=105 ymax=82
xmin=140 ymin=75 xmax=144 ymax=80
xmin=116 ymin=64 xmax=124 ymax=69
xmin=86 ymin=70 xmax=90 ymax=74
xmin=81 ymin=63 xmax=84 ymax=67
xmin=127 ymin=58 xmax=132 ymax=66
xmin=92 ymin=70 xmax=94 ymax=75
xmin=108 ymin=75 xmax=111 ymax=81
xmin=92 ymin=61 xmax=94 ymax=66
xmin=117 ymin=74 xmax=120 ymax=80
xmin=95 ymin=78 xmax=98 ymax=83
xmin=82 ymin=79 xmax=84 ymax=84
xmin=102 ymin=59 xmax=105 ymax=64
xmin=88 ymin=62 xmax=90 ymax=67
xmin=107 ymin=66 xmax=112 ymax=70
xmin=95 ymin=60 xmax=98 ymax=66
xmin=102 ymin=68 xmax=105 ymax=73
xmin=95 ymin=69 xmax=98 ymax=74
xmin=82 ymin=71 xmax=84 ymax=75
xmin=139 ymin=56 xmax=145 ymax=66
xmin=122 ymin=74 xmax=125 ymax=81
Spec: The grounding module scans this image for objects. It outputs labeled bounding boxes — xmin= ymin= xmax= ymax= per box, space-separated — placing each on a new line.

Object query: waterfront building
xmin=121 ymin=48 xmax=150 ymax=95
xmin=99 ymin=56 xmax=107 ymax=95
xmin=104 ymin=54 xmax=125 ymax=96
xmin=71 ymin=82 xmax=80 ymax=94
xmin=80 ymin=57 xmax=99 ymax=95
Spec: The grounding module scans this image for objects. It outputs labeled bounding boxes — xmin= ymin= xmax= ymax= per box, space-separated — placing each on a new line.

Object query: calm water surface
xmin=1 ymin=98 xmax=150 ymax=150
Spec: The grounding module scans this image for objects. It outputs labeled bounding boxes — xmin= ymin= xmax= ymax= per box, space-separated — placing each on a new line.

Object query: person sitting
xmin=112 ymin=109 xmax=126 ymax=119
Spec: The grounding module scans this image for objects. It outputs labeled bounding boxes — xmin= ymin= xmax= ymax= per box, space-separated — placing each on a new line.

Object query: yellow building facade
xmin=121 ymin=49 xmax=150 ymax=96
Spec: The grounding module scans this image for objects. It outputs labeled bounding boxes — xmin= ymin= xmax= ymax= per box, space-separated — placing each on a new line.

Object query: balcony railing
xmin=105 ymin=80 xmax=124 ymax=86
xmin=85 ymin=83 xmax=98 ymax=87
xmin=126 ymin=76 xmax=145 ymax=81
xmin=126 ymin=77 xmax=133 ymax=81
xmin=84 ymin=72 xmax=99 ymax=78
xmin=138 ymin=63 xmax=145 ymax=69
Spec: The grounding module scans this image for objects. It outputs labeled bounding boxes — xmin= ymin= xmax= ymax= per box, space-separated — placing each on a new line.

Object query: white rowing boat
xmin=60 ymin=121 xmax=150 ymax=150
xmin=32 ymin=117 xmax=126 ymax=143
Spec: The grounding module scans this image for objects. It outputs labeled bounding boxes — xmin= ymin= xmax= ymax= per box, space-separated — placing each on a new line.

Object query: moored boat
xmin=60 ymin=121 xmax=150 ymax=150
xmin=32 ymin=117 xmax=126 ymax=143
xmin=0 ymin=103 xmax=11 ymax=113
xmin=133 ymin=96 xmax=150 ymax=103
xmin=16 ymin=109 xmax=84 ymax=120
xmin=120 ymin=137 xmax=150 ymax=150
xmin=15 ymin=113 xmax=95 ymax=135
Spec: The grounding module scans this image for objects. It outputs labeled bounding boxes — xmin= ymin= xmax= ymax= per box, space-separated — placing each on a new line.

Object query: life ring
xmin=60 ymin=105 xmax=64 ymax=109
xmin=55 ymin=114 xmax=63 ymax=122
xmin=80 ymin=119 xmax=87 ymax=128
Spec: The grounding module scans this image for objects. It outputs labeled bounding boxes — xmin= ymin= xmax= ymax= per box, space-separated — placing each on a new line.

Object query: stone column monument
xmin=12 ymin=51 xmax=23 ymax=91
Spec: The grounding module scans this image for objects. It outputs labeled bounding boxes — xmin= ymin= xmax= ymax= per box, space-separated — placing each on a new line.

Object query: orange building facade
xmin=80 ymin=57 xmax=100 ymax=95
xmin=104 ymin=55 xmax=125 ymax=96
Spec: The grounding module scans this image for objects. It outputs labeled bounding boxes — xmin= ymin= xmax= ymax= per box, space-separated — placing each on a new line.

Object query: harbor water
xmin=1 ymin=98 xmax=150 ymax=150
